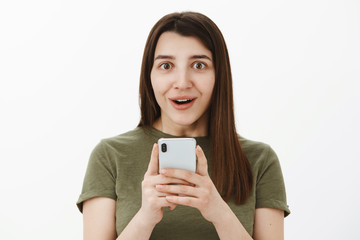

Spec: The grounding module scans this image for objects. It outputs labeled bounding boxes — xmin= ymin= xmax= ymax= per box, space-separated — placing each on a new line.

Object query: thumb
xmin=145 ymin=143 xmax=159 ymax=176
xmin=196 ymin=145 xmax=208 ymax=176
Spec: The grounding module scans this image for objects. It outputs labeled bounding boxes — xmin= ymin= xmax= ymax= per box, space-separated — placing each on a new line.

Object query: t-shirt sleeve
xmin=255 ymin=146 xmax=290 ymax=217
xmin=76 ymin=140 xmax=117 ymax=213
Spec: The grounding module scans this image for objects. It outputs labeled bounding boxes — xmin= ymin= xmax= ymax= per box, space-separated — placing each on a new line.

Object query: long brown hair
xmin=138 ymin=12 xmax=253 ymax=204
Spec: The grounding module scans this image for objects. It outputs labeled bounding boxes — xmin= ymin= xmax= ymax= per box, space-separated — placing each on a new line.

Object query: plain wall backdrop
xmin=1 ymin=0 xmax=359 ymax=239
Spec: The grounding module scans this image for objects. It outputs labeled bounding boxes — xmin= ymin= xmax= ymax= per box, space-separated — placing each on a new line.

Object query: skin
xmin=151 ymin=32 xmax=215 ymax=137
xmin=82 ymin=32 xmax=284 ymax=240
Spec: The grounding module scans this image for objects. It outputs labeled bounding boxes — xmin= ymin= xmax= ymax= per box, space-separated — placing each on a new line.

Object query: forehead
xmin=154 ymin=32 xmax=212 ymax=58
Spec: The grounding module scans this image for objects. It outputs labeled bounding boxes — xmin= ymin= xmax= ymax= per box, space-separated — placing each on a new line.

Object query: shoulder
xmin=88 ymin=127 xmax=151 ymax=158
xmin=238 ymin=135 xmax=279 ymax=172
xmin=90 ymin=127 xmax=157 ymax=163
xmin=101 ymin=127 xmax=148 ymax=144
xmin=238 ymin=136 xmax=275 ymax=160
xmin=239 ymin=136 xmax=290 ymax=216
xmin=97 ymin=127 xmax=153 ymax=149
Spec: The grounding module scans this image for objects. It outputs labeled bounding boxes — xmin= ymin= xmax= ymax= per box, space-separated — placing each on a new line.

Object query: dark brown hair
xmin=138 ymin=12 xmax=253 ymax=204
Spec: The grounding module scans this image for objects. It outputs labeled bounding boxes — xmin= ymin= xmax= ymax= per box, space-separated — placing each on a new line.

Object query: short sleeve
xmin=76 ymin=140 xmax=117 ymax=213
xmin=256 ymin=146 xmax=290 ymax=217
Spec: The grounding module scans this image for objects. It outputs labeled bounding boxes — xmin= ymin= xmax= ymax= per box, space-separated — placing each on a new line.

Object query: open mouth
xmin=172 ymin=99 xmax=194 ymax=105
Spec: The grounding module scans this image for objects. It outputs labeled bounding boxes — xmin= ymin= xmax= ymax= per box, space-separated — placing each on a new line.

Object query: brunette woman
xmin=77 ymin=11 xmax=290 ymax=240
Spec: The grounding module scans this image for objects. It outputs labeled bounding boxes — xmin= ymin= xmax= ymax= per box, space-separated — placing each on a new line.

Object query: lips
xmin=169 ymin=97 xmax=196 ymax=110
xmin=172 ymin=99 xmax=193 ymax=105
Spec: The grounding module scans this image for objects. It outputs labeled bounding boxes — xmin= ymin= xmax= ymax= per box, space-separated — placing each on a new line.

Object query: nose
xmin=173 ymin=68 xmax=192 ymax=89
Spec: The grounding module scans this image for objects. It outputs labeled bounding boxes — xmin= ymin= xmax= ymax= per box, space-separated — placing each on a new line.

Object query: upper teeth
xmin=176 ymin=99 xmax=191 ymax=102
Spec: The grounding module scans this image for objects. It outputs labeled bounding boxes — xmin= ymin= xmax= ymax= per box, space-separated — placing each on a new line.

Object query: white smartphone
xmin=158 ymin=138 xmax=197 ymax=172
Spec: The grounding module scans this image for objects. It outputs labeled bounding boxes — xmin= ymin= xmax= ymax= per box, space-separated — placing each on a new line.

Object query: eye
xmin=193 ymin=62 xmax=206 ymax=70
xmin=160 ymin=63 xmax=173 ymax=70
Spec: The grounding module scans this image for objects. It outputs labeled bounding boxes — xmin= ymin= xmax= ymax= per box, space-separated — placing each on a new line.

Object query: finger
xmin=153 ymin=175 xmax=192 ymax=185
xmin=196 ymin=145 xmax=208 ymax=176
xmin=156 ymin=184 xmax=197 ymax=198
xmin=165 ymin=201 xmax=177 ymax=211
xmin=142 ymin=175 xmax=191 ymax=195
xmin=157 ymin=196 xmax=177 ymax=210
xmin=157 ymin=192 xmax=178 ymax=197
xmin=145 ymin=143 xmax=159 ymax=176
xmin=168 ymin=205 xmax=177 ymax=211
xmin=155 ymin=196 xmax=178 ymax=209
xmin=160 ymin=168 xmax=201 ymax=186
xmin=165 ymin=195 xmax=199 ymax=208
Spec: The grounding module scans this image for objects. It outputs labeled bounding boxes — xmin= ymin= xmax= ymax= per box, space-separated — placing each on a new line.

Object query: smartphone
xmin=158 ymin=138 xmax=196 ymax=172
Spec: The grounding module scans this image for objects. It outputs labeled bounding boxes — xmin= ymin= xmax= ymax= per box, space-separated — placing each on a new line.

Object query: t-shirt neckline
xmin=143 ymin=126 xmax=210 ymax=142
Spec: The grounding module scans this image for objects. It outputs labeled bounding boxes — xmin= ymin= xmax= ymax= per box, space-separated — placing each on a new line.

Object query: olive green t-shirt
xmin=77 ymin=127 xmax=290 ymax=239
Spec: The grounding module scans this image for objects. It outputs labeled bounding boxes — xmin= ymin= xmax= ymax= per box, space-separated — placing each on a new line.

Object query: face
xmin=150 ymin=32 xmax=215 ymax=134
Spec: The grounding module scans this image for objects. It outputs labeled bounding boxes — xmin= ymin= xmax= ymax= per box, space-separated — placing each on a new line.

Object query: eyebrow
xmin=154 ymin=55 xmax=175 ymax=60
xmin=154 ymin=54 xmax=212 ymax=61
xmin=191 ymin=55 xmax=212 ymax=61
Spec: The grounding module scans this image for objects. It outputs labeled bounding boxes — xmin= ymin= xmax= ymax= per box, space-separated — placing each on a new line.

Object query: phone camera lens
xmin=161 ymin=143 xmax=167 ymax=152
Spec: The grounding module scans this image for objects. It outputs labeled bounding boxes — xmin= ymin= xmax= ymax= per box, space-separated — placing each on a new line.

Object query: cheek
xmin=151 ymin=72 xmax=172 ymax=94
xmin=198 ymin=75 xmax=215 ymax=97
xmin=151 ymin=80 xmax=164 ymax=97
xmin=150 ymin=75 xmax=168 ymax=103
xmin=150 ymin=72 xmax=160 ymax=94
xmin=209 ymin=78 xmax=215 ymax=94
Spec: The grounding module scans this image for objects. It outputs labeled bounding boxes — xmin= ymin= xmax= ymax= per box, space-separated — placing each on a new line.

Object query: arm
xmin=83 ymin=198 xmax=164 ymax=240
xmin=158 ymin=146 xmax=252 ymax=239
xmin=83 ymin=197 xmax=117 ymax=240
xmin=212 ymin=207 xmax=283 ymax=240
xmin=253 ymin=208 xmax=284 ymax=240
xmin=83 ymin=144 xmax=183 ymax=240
xmin=82 ymin=199 xmax=284 ymax=240
xmin=211 ymin=202 xmax=253 ymax=240
xmin=83 ymin=197 xmax=156 ymax=240
xmin=157 ymin=146 xmax=285 ymax=240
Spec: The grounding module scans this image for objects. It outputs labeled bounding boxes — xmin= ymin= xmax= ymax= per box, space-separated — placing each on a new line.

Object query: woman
xmin=77 ymin=11 xmax=290 ymax=240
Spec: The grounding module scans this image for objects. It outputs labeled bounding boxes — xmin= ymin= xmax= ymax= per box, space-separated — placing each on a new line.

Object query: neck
xmin=153 ymin=117 xmax=208 ymax=137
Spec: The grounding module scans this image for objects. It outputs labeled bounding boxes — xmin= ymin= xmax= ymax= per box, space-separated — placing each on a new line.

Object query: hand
xmin=155 ymin=145 xmax=230 ymax=223
xmin=139 ymin=143 xmax=190 ymax=226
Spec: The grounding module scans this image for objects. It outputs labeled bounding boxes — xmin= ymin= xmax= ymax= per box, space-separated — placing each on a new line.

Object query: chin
xmin=173 ymin=119 xmax=195 ymax=127
xmin=171 ymin=117 xmax=201 ymax=128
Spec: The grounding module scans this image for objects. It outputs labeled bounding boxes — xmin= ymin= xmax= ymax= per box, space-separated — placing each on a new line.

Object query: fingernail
xmin=160 ymin=169 xmax=166 ymax=174
xmin=156 ymin=184 xmax=164 ymax=189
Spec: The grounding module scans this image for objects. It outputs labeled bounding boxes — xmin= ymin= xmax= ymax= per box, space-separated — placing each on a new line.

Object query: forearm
xmin=116 ymin=210 xmax=156 ymax=240
xmin=212 ymin=205 xmax=253 ymax=240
